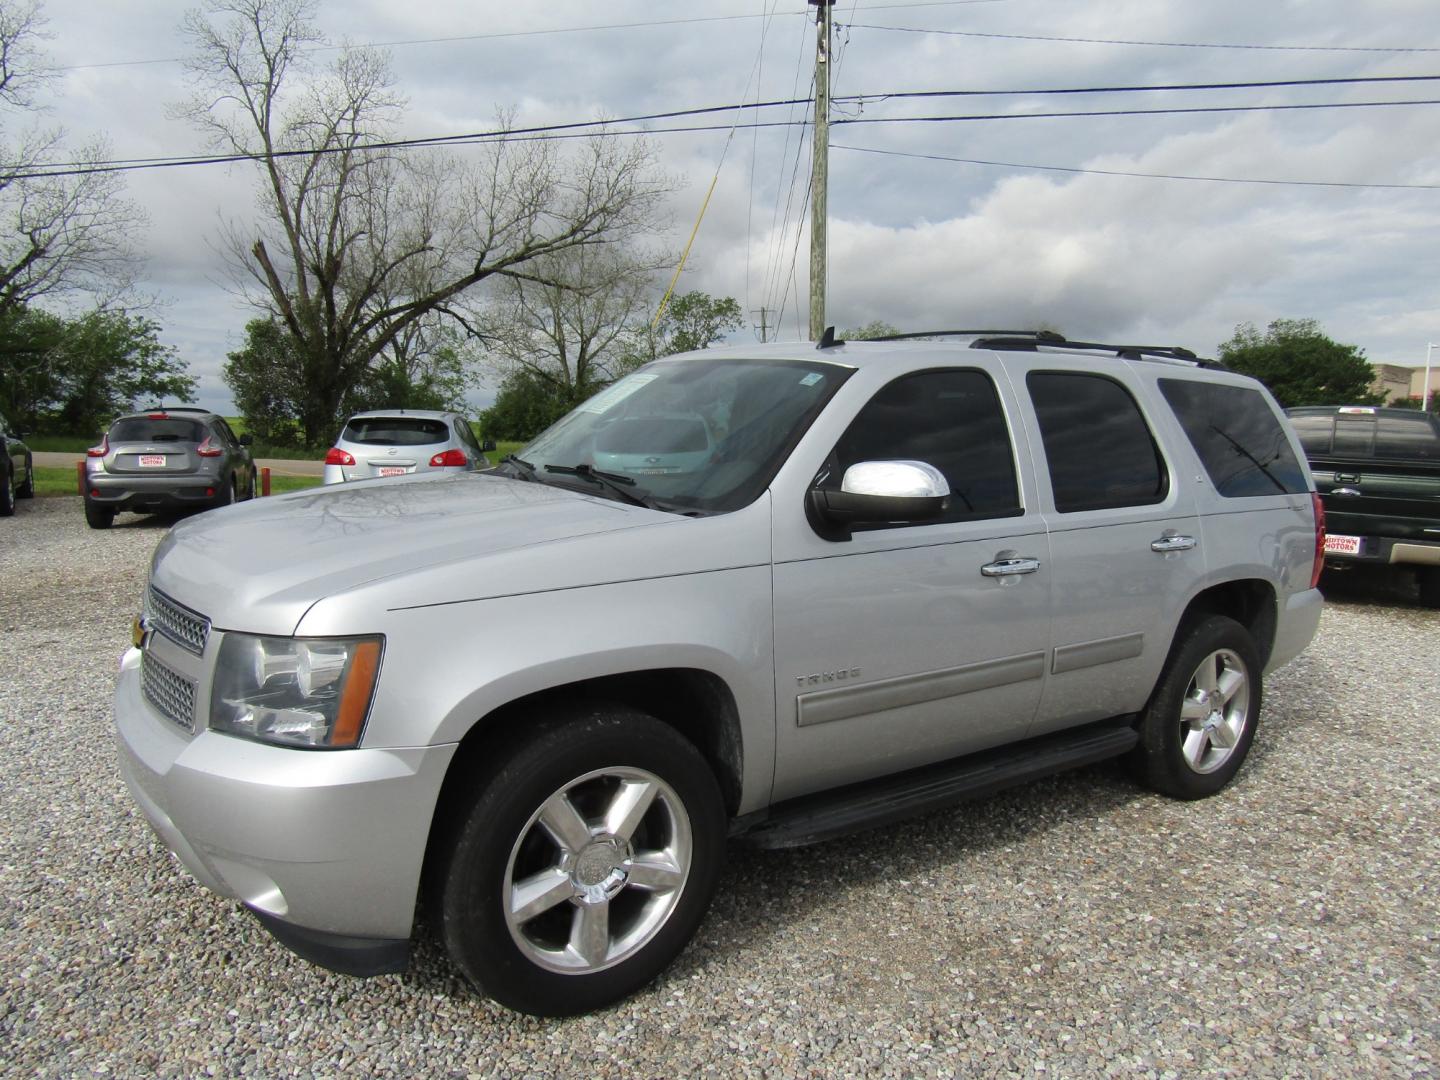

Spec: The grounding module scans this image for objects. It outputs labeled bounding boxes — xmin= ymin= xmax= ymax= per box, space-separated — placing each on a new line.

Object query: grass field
xmin=30 ymin=466 xmax=324 ymax=498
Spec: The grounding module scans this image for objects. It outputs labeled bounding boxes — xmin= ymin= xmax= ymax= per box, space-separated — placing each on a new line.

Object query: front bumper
xmin=114 ymin=647 xmax=457 ymax=972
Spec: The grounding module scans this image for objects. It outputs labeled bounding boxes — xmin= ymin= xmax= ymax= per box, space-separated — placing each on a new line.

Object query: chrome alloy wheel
xmin=503 ymin=766 xmax=693 ymax=974
xmin=1178 ymin=647 xmax=1251 ymax=774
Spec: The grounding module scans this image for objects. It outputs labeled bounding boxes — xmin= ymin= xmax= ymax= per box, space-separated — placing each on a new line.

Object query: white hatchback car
xmin=322 ymin=409 xmax=491 ymax=484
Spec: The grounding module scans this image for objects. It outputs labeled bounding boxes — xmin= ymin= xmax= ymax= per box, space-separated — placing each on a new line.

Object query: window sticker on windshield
xmin=580 ymin=373 xmax=658 ymax=414
xmin=800 ymin=372 xmax=824 ymax=387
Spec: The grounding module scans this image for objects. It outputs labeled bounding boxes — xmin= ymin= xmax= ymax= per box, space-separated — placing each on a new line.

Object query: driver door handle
xmin=981 ymin=556 xmax=1041 ymax=577
xmin=1150 ymin=534 xmax=1197 ymax=553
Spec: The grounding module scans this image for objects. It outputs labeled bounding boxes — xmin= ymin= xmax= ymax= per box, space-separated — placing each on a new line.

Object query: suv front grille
xmin=141 ymin=651 xmax=197 ymax=733
xmin=146 ymin=587 xmax=210 ymax=656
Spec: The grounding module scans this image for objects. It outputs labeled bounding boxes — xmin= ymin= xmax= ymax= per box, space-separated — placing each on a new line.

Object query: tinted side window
xmin=1027 ymin=372 xmax=1168 ymax=512
xmin=1159 ymin=379 xmax=1308 ymax=496
xmin=1375 ymin=415 xmax=1440 ymax=460
xmin=825 ymin=369 xmax=1021 ymax=524
xmin=1288 ymin=414 xmax=1334 ymax=455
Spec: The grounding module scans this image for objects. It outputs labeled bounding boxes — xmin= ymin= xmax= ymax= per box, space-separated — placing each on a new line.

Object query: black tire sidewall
xmin=84 ymin=500 xmax=114 ymax=529
xmin=0 ymin=466 xmax=14 ymax=516
xmin=1134 ymin=614 xmax=1263 ymax=800
xmin=434 ymin=707 xmax=725 ymax=1016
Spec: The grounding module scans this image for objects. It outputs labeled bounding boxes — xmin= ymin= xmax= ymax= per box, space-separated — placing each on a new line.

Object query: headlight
xmin=210 ymin=633 xmax=383 ymax=749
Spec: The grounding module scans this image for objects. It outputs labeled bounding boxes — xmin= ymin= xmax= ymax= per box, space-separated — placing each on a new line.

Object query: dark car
xmin=1286 ymin=405 xmax=1440 ymax=606
xmin=0 ymin=409 xmax=34 ymax=516
xmin=83 ymin=407 xmax=257 ymax=529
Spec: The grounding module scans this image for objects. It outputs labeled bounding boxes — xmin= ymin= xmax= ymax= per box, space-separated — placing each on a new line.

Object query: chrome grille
xmin=141 ymin=651 xmax=197 ymax=733
xmin=146 ymin=587 xmax=210 ymax=656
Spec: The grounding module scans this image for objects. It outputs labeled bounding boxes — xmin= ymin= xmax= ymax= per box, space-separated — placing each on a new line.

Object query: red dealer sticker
xmin=1324 ymin=534 xmax=1362 ymax=556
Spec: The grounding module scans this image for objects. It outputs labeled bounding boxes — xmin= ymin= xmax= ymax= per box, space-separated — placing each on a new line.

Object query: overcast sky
xmin=28 ymin=0 xmax=1440 ymax=413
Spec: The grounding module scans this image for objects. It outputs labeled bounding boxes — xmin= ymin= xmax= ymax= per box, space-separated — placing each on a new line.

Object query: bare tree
xmin=0 ymin=0 xmax=143 ymax=316
xmin=179 ymin=0 xmax=667 ymax=445
xmin=485 ymin=243 xmax=668 ymax=405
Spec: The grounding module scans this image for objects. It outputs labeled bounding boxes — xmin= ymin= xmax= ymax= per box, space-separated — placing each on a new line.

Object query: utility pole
xmin=808 ymin=0 xmax=834 ymax=342
xmin=752 ymin=306 xmax=771 ymax=344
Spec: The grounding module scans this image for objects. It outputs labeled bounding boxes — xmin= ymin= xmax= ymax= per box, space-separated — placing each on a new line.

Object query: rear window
xmin=342 ymin=418 xmax=450 ymax=446
xmin=1286 ymin=411 xmax=1440 ymax=461
xmin=110 ymin=418 xmax=204 ymax=443
xmin=1159 ymin=380 xmax=1308 ymax=496
xmin=595 ymin=416 xmax=709 ymax=454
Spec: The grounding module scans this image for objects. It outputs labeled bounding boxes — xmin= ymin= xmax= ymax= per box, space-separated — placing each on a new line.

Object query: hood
xmin=149 ymin=472 xmax=664 ymax=634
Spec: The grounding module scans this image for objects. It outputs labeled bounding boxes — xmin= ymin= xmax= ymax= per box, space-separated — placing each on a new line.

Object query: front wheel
xmin=1129 ymin=614 xmax=1262 ymax=800
xmin=429 ymin=705 xmax=725 ymax=1016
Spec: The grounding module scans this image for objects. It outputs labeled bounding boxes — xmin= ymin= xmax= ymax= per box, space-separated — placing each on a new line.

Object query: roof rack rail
xmin=970 ymin=333 xmax=1223 ymax=368
xmin=863 ymin=329 xmax=1065 ymax=343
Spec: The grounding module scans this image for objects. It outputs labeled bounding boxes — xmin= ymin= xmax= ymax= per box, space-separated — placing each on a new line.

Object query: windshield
xmin=516 ymin=357 xmax=850 ymax=513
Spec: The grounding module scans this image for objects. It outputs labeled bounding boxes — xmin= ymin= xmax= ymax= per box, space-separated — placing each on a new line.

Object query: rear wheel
xmin=0 ymin=467 xmax=14 ymax=516
xmin=430 ymin=705 xmax=725 ymax=1016
xmin=15 ymin=457 xmax=33 ymax=498
xmin=1129 ymin=614 xmax=1262 ymax=800
xmin=84 ymin=500 xmax=114 ymax=529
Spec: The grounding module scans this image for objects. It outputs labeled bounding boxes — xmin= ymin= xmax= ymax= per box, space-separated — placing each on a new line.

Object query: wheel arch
xmin=1174 ymin=578 xmax=1278 ymax=668
xmin=426 ymin=666 xmax=745 ymax=847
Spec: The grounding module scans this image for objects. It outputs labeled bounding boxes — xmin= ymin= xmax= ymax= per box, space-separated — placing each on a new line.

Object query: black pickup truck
xmin=1287 ymin=405 xmax=1440 ymax=606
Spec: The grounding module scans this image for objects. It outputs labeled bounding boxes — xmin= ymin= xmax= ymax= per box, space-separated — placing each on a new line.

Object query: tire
xmin=0 ymin=466 xmax=14 ymax=517
xmin=215 ymin=478 xmax=236 ymax=509
xmin=15 ymin=456 xmax=34 ymax=498
xmin=245 ymin=467 xmax=258 ymax=501
xmin=429 ymin=705 xmax=725 ymax=1016
xmin=1129 ymin=614 xmax=1262 ymax=800
xmin=84 ymin=500 xmax=114 ymax=529
xmin=1419 ymin=567 xmax=1440 ymax=609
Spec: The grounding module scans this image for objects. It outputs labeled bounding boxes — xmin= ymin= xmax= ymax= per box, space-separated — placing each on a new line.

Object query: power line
xmin=833 ymin=142 xmax=1440 ymax=190
xmin=12 ymin=96 xmax=1440 ymax=181
xmin=55 ymin=2 xmax=1015 ymax=73
xmin=842 ymin=74 xmax=1440 ymax=101
xmin=831 ymin=98 xmax=1440 ymax=127
xmin=843 ymin=22 xmax=1440 ymax=53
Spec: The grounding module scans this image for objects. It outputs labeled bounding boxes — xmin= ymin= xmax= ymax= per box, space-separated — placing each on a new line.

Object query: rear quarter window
xmin=1375 ymin=415 xmax=1440 ymax=460
xmin=1159 ymin=380 xmax=1308 ymax=496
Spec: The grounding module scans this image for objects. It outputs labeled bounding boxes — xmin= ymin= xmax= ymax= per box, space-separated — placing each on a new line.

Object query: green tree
xmin=1217 ymin=319 xmax=1384 ymax=408
xmin=838 ymin=320 xmax=900 ymax=340
xmin=0 ymin=305 xmax=195 ymax=434
xmin=222 ymin=318 xmax=306 ymax=447
xmin=616 ymin=289 xmax=745 ymax=374
xmin=478 ymin=368 xmax=573 ymax=441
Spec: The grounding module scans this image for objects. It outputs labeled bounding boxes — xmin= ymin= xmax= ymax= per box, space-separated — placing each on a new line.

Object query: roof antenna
xmin=816 ymin=326 xmax=844 ymax=350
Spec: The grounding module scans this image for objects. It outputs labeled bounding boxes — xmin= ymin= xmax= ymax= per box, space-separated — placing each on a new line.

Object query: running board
xmin=733 ymin=720 xmax=1138 ymax=850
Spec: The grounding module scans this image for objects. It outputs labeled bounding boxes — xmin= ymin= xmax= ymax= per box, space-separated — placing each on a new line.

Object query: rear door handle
xmin=1150 ymin=534 xmax=1197 ymax=553
xmin=981 ymin=556 xmax=1041 ymax=577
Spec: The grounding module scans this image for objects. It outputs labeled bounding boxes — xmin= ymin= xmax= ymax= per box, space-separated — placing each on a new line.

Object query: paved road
xmin=33 ymin=450 xmax=324 ymax=476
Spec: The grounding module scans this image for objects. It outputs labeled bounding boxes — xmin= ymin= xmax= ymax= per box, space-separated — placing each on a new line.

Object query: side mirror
xmin=808 ymin=460 xmax=950 ymax=540
xmin=481 ymin=437 xmax=496 ymax=452
xmin=238 ymin=433 xmax=254 ymax=446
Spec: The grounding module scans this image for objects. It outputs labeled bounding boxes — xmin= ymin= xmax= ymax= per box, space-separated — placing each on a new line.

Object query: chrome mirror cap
xmin=840 ymin=460 xmax=950 ymax=499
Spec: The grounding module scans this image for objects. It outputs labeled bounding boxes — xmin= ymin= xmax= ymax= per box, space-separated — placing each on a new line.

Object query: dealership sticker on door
xmin=1324 ymin=534 xmax=1363 ymax=556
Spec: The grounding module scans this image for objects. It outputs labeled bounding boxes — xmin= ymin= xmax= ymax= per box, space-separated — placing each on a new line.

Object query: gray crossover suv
xmin=114 ymin=332 xmax=1324 ymax=1015
xmin=0 ymin=409 xmax=34 ymax=517
xmin=84 ymin=407 xmax=257 ymax=529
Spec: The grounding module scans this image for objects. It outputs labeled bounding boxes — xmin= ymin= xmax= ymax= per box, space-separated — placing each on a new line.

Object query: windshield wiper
xmin=500 ymin=453 xmax=538 ymax=480
xmin=543 ymin=463 xmax=661 ymax=509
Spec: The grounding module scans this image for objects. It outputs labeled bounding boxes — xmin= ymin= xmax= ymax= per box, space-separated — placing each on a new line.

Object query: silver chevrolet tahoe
xmin=114 ymin=330 xmax=1325 ymax=1016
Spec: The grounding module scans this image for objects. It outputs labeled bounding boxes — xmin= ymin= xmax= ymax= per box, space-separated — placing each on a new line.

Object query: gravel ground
xmin=2 ymin=496 xmax=1438 ymax=1078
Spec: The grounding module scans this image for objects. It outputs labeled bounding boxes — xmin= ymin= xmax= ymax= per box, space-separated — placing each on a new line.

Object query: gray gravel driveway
xmin=2 ymin=497 xmax=1438 ymax=1077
